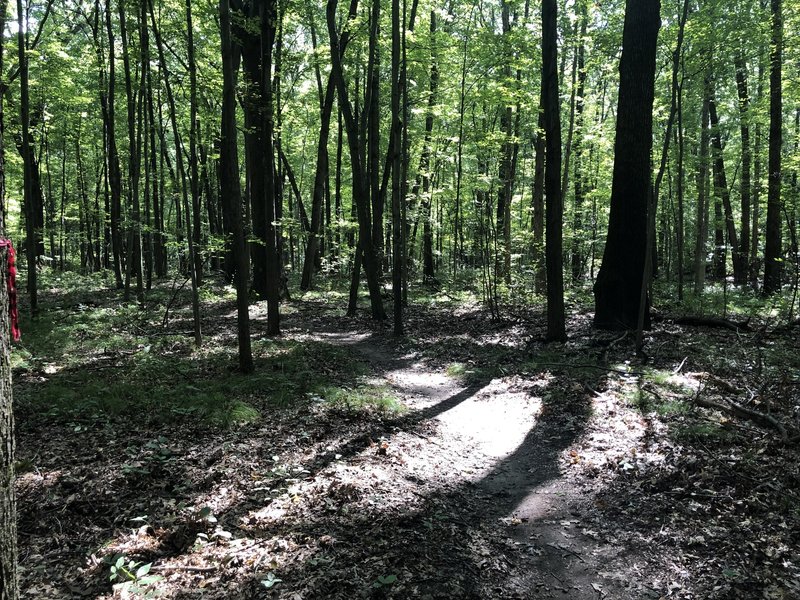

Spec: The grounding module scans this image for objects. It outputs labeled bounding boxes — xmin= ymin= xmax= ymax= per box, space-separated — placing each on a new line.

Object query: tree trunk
xmin=327 ymin=0 xmax=385 ymax=320
xmin=419 ymin=10 xmax=438 ymax=281
xmin=532 ymin=101 xmax=545 ymax=293
xmin=119 ymin=0 xmax=144 ymax=302
xmin=593 ymin=0 xmax=660 ymax=330
xmin=570 ymin=2 xmax=587 ymax=283
xmin=391 ymin=0 xmax=403 ymax=334
xmin=300 ymin=60 xmax=339 ymax=290
xmin=105 ymin=0 xmax=124 ymax=288
xmin=709 ymin=94 xmax=744 ymax=283
xmin=0 ymin=4 xmax=16 ymax=595
xmin=17 ymin=0 xmax=36 ymax=315
xmin=542 ymin=0 xmax=566 ymax=341
xmin=0 ymin=242 xmax=16 ymax=600
xmin=694 ymin=79 xmax=711 ymax=294
xmin=220 ymin=0 xmax=253 ymax=373
xmin=734 ymin=53 xmax=752 ymax=286
xmin=148 ymin=0 xmax=201 ymax=345
xmin=187 ymin=0 xmax=204 ymax=289
xmin=763 ymin=0 xmax=782 ymax=294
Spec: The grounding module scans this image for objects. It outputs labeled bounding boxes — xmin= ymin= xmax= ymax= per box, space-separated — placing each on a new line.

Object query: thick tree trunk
xmin=0 ymin=244 xmax=16 ymax=600
xmin=0 ymin=5 xmax=16 ymax=592
xmin=593 ymin=0 xmax=660 ymax=330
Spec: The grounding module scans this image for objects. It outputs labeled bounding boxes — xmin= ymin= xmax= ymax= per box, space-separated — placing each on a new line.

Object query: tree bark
xmin=763 ymin=0 xmax=782 ymax=294
xmin=327 ymin=0 xmax=385 ymax=320
xmin=593 ymin=0 xmax=660 ymax=330
xmin=220 ymin=0 xmax=253 ymax=373
xmin=709 ymin=93 xmax=745 ymax=284
xmin=694 ymin=76 xmax=711 ymax=294
xmin=148 ymin=0 xmax=202 ymax=345
xmin=734 ymin=53 xmax=752 ymax=286
xmin=104 ymin=0 xmax=124 ymax=288
xmin=542 ymin=0 xmax=565 ymax=341
xmin=0 ymin=3 xmax=18 ymax=591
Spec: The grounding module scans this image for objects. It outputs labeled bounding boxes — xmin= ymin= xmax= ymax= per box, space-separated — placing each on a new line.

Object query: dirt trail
xmin=291 ymin=314 xmax=651 ymax=599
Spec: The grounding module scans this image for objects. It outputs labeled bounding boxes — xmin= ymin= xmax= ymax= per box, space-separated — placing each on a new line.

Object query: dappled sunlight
xmin=437 ymin=382 xmax=542 ymax=462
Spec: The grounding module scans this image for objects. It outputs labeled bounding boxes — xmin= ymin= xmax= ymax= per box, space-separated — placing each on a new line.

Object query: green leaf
xmin=135 ymin=563 xmax=152 ymax=579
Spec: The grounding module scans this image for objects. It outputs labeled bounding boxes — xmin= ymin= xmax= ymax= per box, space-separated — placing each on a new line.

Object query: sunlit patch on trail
xmin=436 ymin=382 xmax=542 ymax=462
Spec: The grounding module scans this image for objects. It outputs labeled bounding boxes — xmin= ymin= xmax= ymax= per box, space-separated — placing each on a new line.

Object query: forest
xmin=0 ymin=0 xmax=799 ymax=597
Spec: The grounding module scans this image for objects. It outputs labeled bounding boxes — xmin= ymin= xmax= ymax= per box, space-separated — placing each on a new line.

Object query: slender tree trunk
xmin=763 ymin=0 xmax=782 ymax=294
xmin=694 ymin=80 xmax=711 ymax=294
xmin=419 ymin=10 xmax=438 ymax=281
xmin=105 ymin=0 xmax=124 ymax=288
xmin=676 ymin=67 xmax=685 ymax=301
xmin=327 ymin=0 xmax=385 ymax=320
xmin=119 ymin=0 xmax=144 ymax=302
xmin=708 ymin=94 xmax=744 ymax=283
xmin=17 ymin=0 xmax=36 ymax=315
xmin=220 ymin=0 xmax=253 ymax=373
xmin=300 ymin=62 xmax=339 ymax=290
xmin=734 ymin=53 xmax=751 ymax=286
xmin=391 ymin=0 xmax=403 ymax=334
xmin=570 ymin=2 xmax=587 ymax=283
xmin=187 ymin=0 xmax=203 ymax=288
xmin=149 ymin=0 xmax=201 ymax=345
xmin=542 ymin=0 xmax=566 ymax=341
xmin=495 ymin=0 xmax=514 ymax=285
xmin=532 ymin=102 xmax=545 ymax=293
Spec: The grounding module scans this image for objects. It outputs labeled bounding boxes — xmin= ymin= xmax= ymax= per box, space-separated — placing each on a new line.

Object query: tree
xmin=326 ymin=0 xmax=386 ymax=320
xmin=219 ymin=0 xmax=253 ymax=373
xmin=763 ymin=0 xmax=783 ymax=294
xmin=391 ymin=0 xmax=403 ymax=335
xmin=0 ymin=1 xmax=17 ymax=594
xmin=0 ymin=238 xmax=17 ymax=599
xmin=542 ymin=0 xmax=565 ymax=341
xmin=593 ymin=0 xmax=661 ymax=330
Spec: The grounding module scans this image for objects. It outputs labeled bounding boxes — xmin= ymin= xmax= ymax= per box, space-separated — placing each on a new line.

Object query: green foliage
xmin=107 ymin=555 xmax=163 ymax=598
xmin=321 ymin=385 xmax=405 ymax=415
xmin=372 ymin=574 xmax=398 ymax=589
xmin=14 ymin=278 xmax=368 ymax=428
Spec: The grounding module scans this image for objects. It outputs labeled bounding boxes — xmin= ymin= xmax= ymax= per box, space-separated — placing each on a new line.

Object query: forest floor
xmin=11 ymin=272 xmax=800 ymax=599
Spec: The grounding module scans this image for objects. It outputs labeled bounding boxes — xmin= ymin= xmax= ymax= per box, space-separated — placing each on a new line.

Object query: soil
xmin=12 ymin=289 xmax=800 ymax=599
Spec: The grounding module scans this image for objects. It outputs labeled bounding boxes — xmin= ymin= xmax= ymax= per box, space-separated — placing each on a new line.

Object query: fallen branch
xmin=150 ymin=564 xmax=217 ymax=573
xmin=693 ymin=394 xmax=788 ymax=442
xmin=533 ymin=362 xmax=644 ymax=376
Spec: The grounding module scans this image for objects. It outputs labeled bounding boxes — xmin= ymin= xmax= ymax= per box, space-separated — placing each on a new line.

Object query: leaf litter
xmin=12 ymin=286 xmax=800 ymax=599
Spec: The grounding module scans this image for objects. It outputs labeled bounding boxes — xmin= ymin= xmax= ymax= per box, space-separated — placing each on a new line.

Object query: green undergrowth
xmin=13 ymin=275 xmax=375 ymax=428
xmin=320 ymin=384 xmax=405 ymax=415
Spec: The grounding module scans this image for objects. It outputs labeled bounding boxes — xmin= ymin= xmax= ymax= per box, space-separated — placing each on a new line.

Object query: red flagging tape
xmin=0 ymin=239 xmax=20 ymax=341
